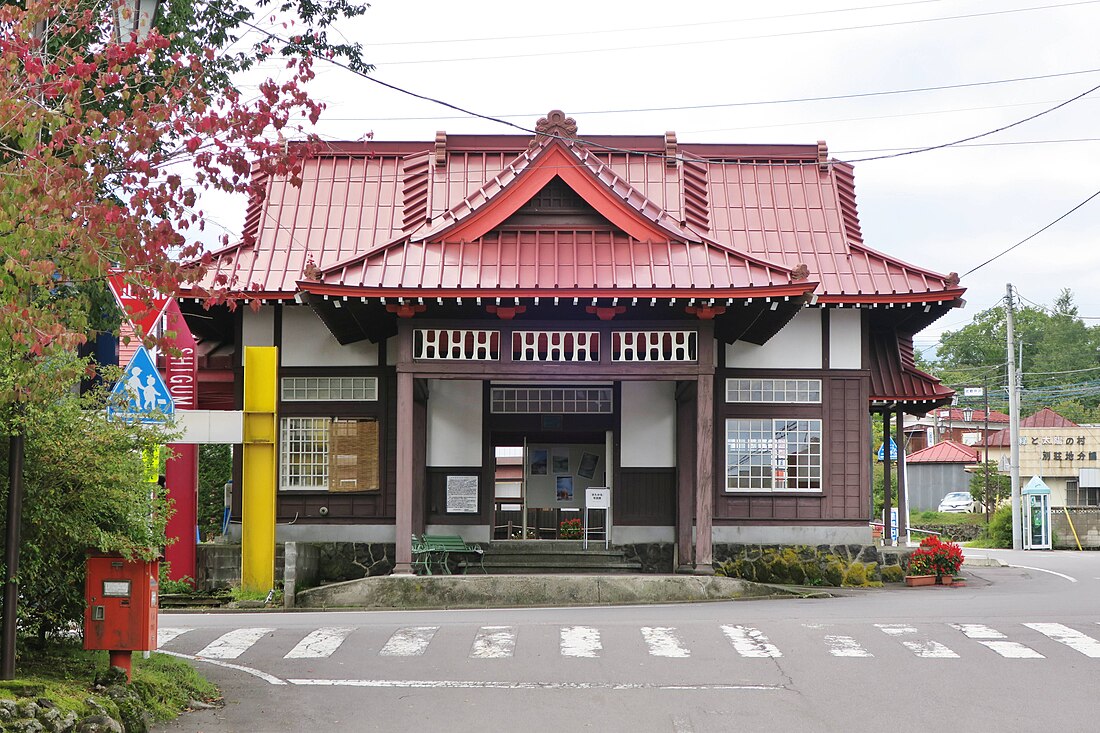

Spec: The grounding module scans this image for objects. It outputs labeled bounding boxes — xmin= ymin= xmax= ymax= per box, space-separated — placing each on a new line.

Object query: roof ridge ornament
xmin=790 ymin=263 xmax=811 ymax=281
xmin=531 ymin=109 xmax=578 ymax=149
xmin=817 ymin=140 xmax=829 ymax=171
xmin=434 ymin=131 xmax=447 ymax=167
xmin=664 ymin=131 xmax=677 ymax=168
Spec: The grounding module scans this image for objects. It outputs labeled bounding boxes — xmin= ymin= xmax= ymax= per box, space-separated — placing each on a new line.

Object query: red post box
xmin=84 ymin=552 xmax=159 ymax=680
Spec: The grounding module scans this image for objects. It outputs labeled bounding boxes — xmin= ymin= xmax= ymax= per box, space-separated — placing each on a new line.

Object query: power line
xmin=312 ymin=66 xmax=1100 ymax=122
xmin=962 ymin=187 xmax=1100 ymax=277
xmin=834 ymin=137 xmax=1100 ymax=154
xmin=364 ymin=0 xmax=951 ymax=47
xmin=370 ymin=1 xmax=1100 ymax=66
xmin=840 ymin=81 xmax=1100 ymax=163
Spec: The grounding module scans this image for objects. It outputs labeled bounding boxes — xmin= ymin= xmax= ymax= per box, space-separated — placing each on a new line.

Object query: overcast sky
xmin=208 ymin=0 xmax=1100 ymax=357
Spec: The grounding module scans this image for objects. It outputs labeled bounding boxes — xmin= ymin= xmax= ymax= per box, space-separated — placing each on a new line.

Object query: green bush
xmin=880 ymin=565 xmax=905 ymax=583
xmin=980 ymin=504 xmax=1014 ymax=548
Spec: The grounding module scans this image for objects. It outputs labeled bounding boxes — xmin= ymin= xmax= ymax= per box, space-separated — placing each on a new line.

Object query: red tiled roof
xmin=981 ymin=408 xmax=1079 ymax=446
xmin=930 ymin=407 xmax=1010 ymax=424
xmin=906 ymin=440 xmax=980 ymax=464
xmin=200 ymin=121 xmax=965 ymax=305
xmin=315 ymin=230 xmax=810 ymax=297
xmin=869 ymin=331 xmax=953 ymax=410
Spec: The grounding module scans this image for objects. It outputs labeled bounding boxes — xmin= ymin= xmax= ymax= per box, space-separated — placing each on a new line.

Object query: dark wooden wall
xmin=615 ymin=468 xmax=676 ymax=525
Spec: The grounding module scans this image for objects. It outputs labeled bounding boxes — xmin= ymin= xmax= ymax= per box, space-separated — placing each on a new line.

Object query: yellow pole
xmin=1062 ymin=505 xmax=1083 ymax=551
xmin=242 ymin=346 xmax=278 ymax=592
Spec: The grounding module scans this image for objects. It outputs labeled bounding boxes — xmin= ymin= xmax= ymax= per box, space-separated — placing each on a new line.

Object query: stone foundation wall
xmin=712 ymin=543 xmax=907 ymax=586
xmin=910 ymin=524 xmax=982 ymax=542
xmin=619 ymin=543 xmax=675 ymax=573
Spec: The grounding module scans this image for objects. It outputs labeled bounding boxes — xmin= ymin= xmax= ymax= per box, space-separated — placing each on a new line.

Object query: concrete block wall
xmin=1052 ymin=508 xmax=1100 ymax=549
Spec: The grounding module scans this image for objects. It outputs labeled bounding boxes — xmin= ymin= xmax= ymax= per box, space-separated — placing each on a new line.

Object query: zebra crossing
xmin=156 ymin=620 xmax=1100 ymax=664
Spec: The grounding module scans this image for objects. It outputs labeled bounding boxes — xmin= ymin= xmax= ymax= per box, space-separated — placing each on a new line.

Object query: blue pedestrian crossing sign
xmin=876 ymin=438 xmax=898 ymax=462
xmin=109 ymin=347 xmax=175 ymax=423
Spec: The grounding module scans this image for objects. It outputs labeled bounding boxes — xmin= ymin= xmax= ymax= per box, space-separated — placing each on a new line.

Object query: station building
xmin=187 ymin=111 xmax=963 ymax=572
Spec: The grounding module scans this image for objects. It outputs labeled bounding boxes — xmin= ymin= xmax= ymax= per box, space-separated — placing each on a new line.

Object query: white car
xmin=937 ymin=491 xmax=976 ymax=513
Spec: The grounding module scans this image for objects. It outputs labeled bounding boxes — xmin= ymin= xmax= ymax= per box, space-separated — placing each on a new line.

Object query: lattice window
xmin=512 ymin=331 xmax=599 ymax=362
xmin=414 ymin=329 xmax=500 ymax=360
xmin=280 ymin=417 xmax=379 ymax=492
xmin=726 ymin=419 xmax=822 ymax=492
xmin=726 ymin=379 xmax=822 ymax=404
xmin=491 ymin=386 xmax=612 ymax=414
xmin=282 ymin=376 xmax=378 ymax=402
xmin=612 ymin=331 xmax=696 ymax=362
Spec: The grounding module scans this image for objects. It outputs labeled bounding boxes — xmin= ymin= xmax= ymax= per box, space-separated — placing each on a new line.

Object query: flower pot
xmin=904 ymin=574 xmax=936 ymax=587
xmin=937 ymin=575 xmax=953 ymax=586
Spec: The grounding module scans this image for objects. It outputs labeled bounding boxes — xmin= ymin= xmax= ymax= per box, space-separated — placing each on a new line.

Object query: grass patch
xmin=0 ymin=639 xmax=217 ymax=724
xmin=910 ymin=511 xmax=986 ymax=526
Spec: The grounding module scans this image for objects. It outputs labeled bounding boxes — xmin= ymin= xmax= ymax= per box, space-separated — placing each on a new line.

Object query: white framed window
xmin=490 ymin=386 xmax=612 ymax=414
xmin=726 ymin=378 xmax=821 ymax=404
xmin=726 ymin=418 xmax=822 ymax=492
xmin=281 ymin=376 xmax=378 ymax=402
xmin=280 ymin=417 xmax=380 ymax=491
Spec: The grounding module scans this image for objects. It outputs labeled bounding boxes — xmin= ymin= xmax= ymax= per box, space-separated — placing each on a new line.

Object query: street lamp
xmin=962 ymin=407 xmax=974 ymax=423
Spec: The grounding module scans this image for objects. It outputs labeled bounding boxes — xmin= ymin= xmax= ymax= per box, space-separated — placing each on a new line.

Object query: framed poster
xmin=556 ymin=475 xmax=574 ymax=501
xmin=552 ymin=448 xmax=570 ymax=474
xmin=577 ymin=452 xmax=599 ymax=480
xmin=446 ymin=475 xmax=479 ymax=514
xmin=529 ymin=448 xmax=548 ymax=476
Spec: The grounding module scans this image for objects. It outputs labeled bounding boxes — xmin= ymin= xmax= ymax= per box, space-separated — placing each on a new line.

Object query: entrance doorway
xmin=492 ymin=438 xmax=610 ymax=540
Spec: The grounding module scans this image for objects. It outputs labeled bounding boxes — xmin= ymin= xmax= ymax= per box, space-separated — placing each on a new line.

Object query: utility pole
xmin=984 ymin=378 xmax=990 ymax=524
xmin=1006 ymin=284 xmax=1022 ymax=550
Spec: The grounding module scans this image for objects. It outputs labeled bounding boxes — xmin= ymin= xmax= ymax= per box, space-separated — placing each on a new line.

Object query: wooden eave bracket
xmin=385 ymin=303 xmax=427 ymax=318
xmin=585 ymin=305 xmax=626 ymax=321
xmin=685 ymin=305 xmax=727 ymax=320
xmin=486 ymin=304 xmax=526 ymax=320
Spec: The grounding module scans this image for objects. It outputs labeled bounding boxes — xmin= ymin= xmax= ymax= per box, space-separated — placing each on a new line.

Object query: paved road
xmin=155 ymin=553 xmax=1100 ymax=733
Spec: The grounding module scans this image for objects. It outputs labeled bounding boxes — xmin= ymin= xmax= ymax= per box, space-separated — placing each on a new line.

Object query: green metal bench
xmin=412 ymin=534 xmax=486 ymax=575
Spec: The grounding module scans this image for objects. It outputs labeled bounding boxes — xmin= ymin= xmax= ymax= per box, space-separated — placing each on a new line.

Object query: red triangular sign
xmin=108 ymin=272 xmax=169 ymax=336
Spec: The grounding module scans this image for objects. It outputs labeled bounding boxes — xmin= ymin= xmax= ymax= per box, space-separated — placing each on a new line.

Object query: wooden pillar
xmin=882 ymin=410 xmax=893 ymax=546
xmin=412 ymin=384 xmax=427 ymax=536
xmin=694 ymin=373 xmax=714 ymax=572
xmin=896 ymin=405 xmax=907 ymax=545
xmin=675 ymin=381 xmax=695 ymax=572
xmin=693 ymin=325 xmax=716 ymax=573
xmin=393 ymin=324 xmax=415 ymax=574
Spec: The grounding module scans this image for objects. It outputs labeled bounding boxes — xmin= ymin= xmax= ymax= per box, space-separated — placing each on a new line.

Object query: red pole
xmin=108 ymin=650 xmax=133 ymax=682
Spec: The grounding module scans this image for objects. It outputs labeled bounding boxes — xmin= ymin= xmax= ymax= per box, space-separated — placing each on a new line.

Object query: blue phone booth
xmin=1022 ymin=476 xmax=1051 ymax=550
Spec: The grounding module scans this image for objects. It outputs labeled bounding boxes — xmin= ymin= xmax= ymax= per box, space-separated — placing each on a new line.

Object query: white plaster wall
xmin=620 ymin=381 xmax=675 ymax=468
xmin=427 ymin=380 xmax=483 ymax=467
xmin=281 ymin=305 xmax=378 ymax=366
xmin=829 ymin=308 xmax=863 ymax=369
xmin=726 ymin=308 xmax=822 ymax=369
xmin=241 ymin=306 xmax=274 ymax=347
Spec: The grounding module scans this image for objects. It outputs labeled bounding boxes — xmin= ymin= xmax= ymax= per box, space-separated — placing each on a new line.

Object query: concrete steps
xmin=482 ymin=541 xmax=642 ymax=574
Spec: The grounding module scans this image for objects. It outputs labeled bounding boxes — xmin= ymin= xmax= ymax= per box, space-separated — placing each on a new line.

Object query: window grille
xmin=282 ymin=376 xmax=378 ymax=401
xmin=491 ymin=386 xmax=612 ymax=414
xmin=280 ymin=417 xmax=379 ymax=491
xmin=726 ymin=418 xmax=822 ymax=491
xmin=726 ymin=378 xmax=822 ymax=404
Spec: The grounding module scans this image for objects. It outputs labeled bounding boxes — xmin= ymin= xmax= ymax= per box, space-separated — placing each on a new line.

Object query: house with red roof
xmin=979 ymin=408 xmax=1100 ymax=507
xmin=904 ymin=440 xmax=980 ymax=512
xmin=186 ymin=111 xmax=964 ymax=573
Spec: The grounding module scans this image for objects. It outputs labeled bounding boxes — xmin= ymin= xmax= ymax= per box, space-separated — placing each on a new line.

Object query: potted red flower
xmin=906 ymin=535 xmax=964 ymax=586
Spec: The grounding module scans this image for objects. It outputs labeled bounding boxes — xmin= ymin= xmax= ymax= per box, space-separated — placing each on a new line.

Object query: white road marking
xmin=823 ymin=635 xmax=872 ymax=658
xmin=641 ymin=627 xmax=690 ymax=658
xmin=156 ymin=650 xmax=287 ymax=685
xmin=284 ymin=627 xmax=355 ymax=659
xmin=721 ymin=625 xmax=782 ymax=658
xmin=471 ymin=626 xmax=516 ymax=658
xmin=1009 ymin=565 xmax=1077 ymax=583
xmin=950 ymin=623 xmax=1044 ymax=658
xmin=560 ymin=626 xmax=601 ymax=658
xmin=156 ymin=627 xmax=192 ymax=648
xmin=288 ymin=679 xmax=782 ymax=691
xmin=196 ymin=628 xmax=275 ymax=660
xmin=875 ymin=624 xmax=958 ymax=658
xmin=671 ymin=715 xmax=695 ymax=733
xmin=380 ymin=626 xmax=439 ymax=657
xmin=1026 ymin=623 xmax=1100 ymax=657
